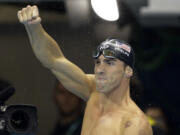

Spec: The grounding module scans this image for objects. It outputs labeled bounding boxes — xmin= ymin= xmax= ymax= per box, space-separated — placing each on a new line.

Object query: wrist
xmin=25 ymin=22 xmax=42 ymax=34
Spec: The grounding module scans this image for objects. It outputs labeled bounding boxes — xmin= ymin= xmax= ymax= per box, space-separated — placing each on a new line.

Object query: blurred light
xmin=140 ymin=0 xmax=180 ymax=26
xmin=91 ymin=0 xmax=119 ymax=21
xmin=141 ymin=0 xmax=180 ymax=14
xmin=65 ymin=0 xmax=90 ymax=27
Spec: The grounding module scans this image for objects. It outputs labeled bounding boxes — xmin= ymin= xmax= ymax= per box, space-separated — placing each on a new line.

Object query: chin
xmin=96 ymin=85 xmax=111 ymax=93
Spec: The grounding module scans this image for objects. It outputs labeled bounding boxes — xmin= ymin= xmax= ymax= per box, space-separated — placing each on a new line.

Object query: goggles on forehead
xmin=92 ymin=39 xmax=134 ymax=68
xmin=92 ymin=49 xmax=117 ymax=59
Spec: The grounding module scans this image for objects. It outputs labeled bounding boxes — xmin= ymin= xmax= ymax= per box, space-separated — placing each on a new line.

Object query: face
xmin=94 ymin=55 xmax=126 ymax=93
xmin=54 ymin=83 xmax=83 ymax=116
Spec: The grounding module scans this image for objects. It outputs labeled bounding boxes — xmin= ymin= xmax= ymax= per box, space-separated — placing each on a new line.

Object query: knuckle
xmin=17 ymin=11 xmax=21 ymax=15
xmin=22 ymin=8 xmax=26 ymax=12
xmin=27 ymin=6 xmax=31 ymax=10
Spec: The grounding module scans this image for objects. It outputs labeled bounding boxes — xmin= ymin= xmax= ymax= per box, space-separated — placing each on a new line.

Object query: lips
xmin=96 ymin=77 xmax=107 ymax=82
xmin=98 ymin=77 xmax=105 ymax=80
xmin=95 ymin=75 xmax=106 ymax=84
xmin=96 ymin=77 xmax=106 ymax=84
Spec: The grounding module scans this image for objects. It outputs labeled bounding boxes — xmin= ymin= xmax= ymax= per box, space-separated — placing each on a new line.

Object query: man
xmin=17 ymin=5 xmax=152 ymax=135
xmin=50 ymin=81 xmax=84 ymax=135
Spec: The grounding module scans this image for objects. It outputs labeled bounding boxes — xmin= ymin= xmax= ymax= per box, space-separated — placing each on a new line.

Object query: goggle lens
xmin=103 ymin=49 xmax=116 ymax=59
xmin=92 ymin=49 xmax=116 ymax=59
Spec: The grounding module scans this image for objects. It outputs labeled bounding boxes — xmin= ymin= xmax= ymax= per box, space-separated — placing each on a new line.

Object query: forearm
xmin=25 ymin=23 xmax=64 ymax=68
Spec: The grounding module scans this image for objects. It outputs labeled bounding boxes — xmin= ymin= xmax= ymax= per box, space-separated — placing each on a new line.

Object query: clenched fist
xmin=17 ymin=5 xmax=41 ymax=25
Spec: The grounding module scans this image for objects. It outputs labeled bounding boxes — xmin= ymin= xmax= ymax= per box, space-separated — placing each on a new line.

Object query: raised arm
xmin=17 ymin=5 xmax=95 ymax=101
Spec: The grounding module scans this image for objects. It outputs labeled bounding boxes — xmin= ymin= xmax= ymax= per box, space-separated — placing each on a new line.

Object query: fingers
xmin=21 ymin=8 xmax=28 ymax=22
xmin=17 ymin=5 xmax=41 ymax=24
xmin=17 ymin=11 xmax=23 ymax=23
xmin=26 ymin=5 xmax=32 ymax=21
xmin=32 ymin=6 xmax=39 ymax=19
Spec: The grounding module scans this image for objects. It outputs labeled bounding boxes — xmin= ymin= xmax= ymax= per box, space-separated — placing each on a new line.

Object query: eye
xmin=106 ymin=60 xmax=114 ymax=65
xmin=95 ymin=59 xmax=100 ymax=64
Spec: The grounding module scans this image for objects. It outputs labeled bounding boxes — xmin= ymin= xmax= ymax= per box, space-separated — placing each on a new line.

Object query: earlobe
xmin=125 ymin=66 xmax=133 ymax=78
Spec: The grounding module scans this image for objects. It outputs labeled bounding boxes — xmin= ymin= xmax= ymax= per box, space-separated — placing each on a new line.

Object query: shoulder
xmin=124 ymin=117 xmax=152 ymax=135
xmin=127 ymin=112 xmax=153 ymax=135
xmin=123 ymin=103 xmax=153 ymax=135
xmin=137 ymin=116 xmax=152 ymax=134
xmin=138 ymin=118 xmax=153 ymax=135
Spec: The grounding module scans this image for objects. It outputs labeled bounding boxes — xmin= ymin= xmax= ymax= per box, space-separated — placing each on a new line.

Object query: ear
xmin=124 ymin=66 xmax=133 ymax=78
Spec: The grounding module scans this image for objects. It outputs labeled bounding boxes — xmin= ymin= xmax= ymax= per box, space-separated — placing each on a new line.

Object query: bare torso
xmin=81 ymin=92 xmax=149 ymax=135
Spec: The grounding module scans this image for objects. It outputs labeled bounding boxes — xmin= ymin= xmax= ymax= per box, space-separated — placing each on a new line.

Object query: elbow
xmin=40 ymin=57 xmax=56 ymax=69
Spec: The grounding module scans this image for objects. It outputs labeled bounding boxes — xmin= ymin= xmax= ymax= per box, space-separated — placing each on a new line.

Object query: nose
xmin=95 ymin=63 xmax=105 ymax=75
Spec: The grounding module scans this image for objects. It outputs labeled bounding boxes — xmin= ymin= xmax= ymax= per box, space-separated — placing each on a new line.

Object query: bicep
xmin=51 ymin=58 xmax=94 ymax=101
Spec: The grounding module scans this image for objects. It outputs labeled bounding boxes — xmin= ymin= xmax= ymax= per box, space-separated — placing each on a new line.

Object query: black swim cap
xmin=92 ymin=38 xmax=135 ymax=69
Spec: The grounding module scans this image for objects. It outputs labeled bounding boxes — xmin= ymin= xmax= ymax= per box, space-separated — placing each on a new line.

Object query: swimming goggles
xmin=92 ymin=49 xmax=117 ymax=59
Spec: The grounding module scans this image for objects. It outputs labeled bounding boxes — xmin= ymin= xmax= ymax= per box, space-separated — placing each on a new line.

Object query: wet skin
xmin=81 ymin=56 xmax=152 ymax=135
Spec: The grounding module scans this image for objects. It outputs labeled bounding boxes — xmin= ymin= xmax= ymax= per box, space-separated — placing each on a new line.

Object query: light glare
xmin=91 ymin=0 xmax=119 ymax=21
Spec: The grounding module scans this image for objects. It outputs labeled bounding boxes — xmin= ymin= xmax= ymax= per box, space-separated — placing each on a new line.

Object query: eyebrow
xmin=94 ymin=58 xmax=117 ymax=62
xmin=104 ymin=58 xmax=117 ymax=62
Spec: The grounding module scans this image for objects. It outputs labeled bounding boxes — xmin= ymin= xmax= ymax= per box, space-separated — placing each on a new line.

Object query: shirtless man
xmin=17 ymin=5 xmax=153 ymax=135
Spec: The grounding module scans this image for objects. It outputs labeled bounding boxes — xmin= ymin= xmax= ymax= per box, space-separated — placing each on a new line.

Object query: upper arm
xmin=86 ymin=74 xmax=96 ymax=92
xmin=138 ymin=124 xmax=153 ymax=135
xmin=51 ymin=57 xmax=95 ymax=101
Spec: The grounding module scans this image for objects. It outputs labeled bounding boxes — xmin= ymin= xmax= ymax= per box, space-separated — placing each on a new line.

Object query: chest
xmin=81 ymin=96 xmax=129 ymax=135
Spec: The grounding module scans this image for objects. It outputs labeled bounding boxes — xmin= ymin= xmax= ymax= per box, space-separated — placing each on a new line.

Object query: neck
xmin=98 ymin=77 xmax=132 ymax=112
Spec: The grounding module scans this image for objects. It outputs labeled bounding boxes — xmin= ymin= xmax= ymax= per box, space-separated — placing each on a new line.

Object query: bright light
xmin=91 ymin=0 xmax=119 ymax=21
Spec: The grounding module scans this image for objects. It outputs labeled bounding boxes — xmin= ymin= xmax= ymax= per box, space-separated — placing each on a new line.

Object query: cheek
xmin=109 ymin=70 xmax=124 ymax=83
xmin=110 ymin=75 xmax=119 ymax=85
